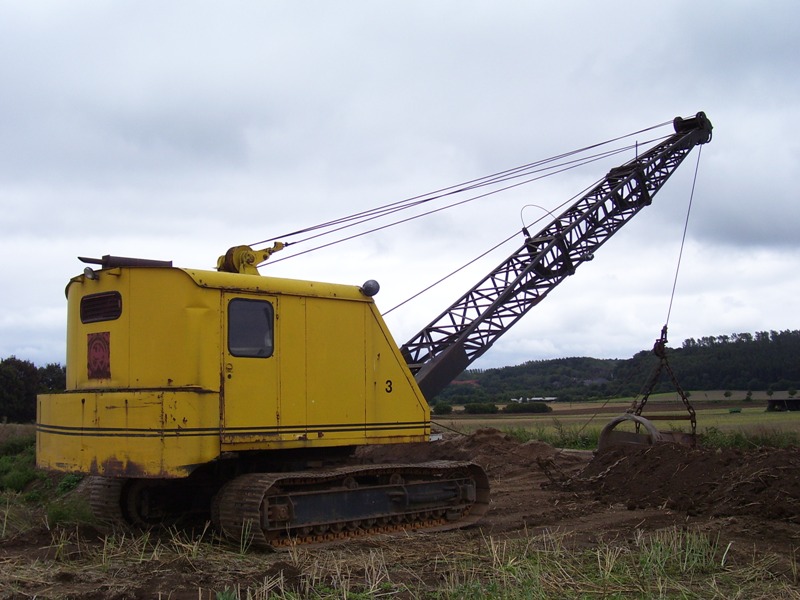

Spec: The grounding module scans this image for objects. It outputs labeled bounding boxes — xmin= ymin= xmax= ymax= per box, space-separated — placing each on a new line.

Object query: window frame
xmin=227 ymin=298 xmax=275 ymax=358
xmin=80 ymin=292 xmax=123 ymax=324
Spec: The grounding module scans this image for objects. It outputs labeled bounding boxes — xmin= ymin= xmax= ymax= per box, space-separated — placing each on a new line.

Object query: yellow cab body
xmin=37 ymin=266 xmax=430 ymax=478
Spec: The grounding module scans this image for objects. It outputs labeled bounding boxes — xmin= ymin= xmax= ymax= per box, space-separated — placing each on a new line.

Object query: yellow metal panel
xmin=364 ymin=304 xmax=431 ymax=443
xmin=37 ymin=389 xmax=220 ymax=477
xmin=65 ymin=268 xmax=220 ymax=393
xmin=305 ymin=297 xmax=365 ymax=438
xmin=67 ymin=271 xmax=131 ymax=389
xmin=127 ymin=269 xmax=220 ymax=391
xmin=275 ymin=295 xmax=308 ymax=438
xmin=220 ymin=293 xmax=280 ymax=446
xmin=183 ymin=269 xmax=370 ymax=301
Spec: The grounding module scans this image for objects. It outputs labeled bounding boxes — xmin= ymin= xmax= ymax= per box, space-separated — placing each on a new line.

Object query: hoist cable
xmin=275 ymin=143 xmax=641 ymax=252
xmin=250 ymin=125 xmax=668 ymax=246
xmin=256 ymin=140 xmax=657 ymax=254
xmin=383 ymin=231 xmax=517 ymax=316
xmin=264 ymin=148 xmax=624 ymax=267
xmin=664 ymin=145 xmax=703 ymax=329
xmin=383 ymin=178 xmax=601 ymax=315
xmin=249 ymin=121 xmax=671 ymax=249
xmin=608 ymin=145 xmax=705 ymax=418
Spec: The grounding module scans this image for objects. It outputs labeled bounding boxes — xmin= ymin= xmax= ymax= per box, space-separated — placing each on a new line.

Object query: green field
xmin=436 ymin=394 xmax=800 ymax=449
xmin=439 ymin=404 xmax=800 ymax=432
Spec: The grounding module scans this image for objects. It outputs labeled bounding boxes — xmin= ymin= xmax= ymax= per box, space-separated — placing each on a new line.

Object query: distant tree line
xmin=434 ymin=330 xmax=800 ymax=404
xmin=438 ymin=356 xmax=621 ymax=405
xmin=3 ymin=329 xmax=800 ymax=421
xmin=617 ymin=329 xmax=800 ymax=395
xmin=0 ymin=357 xmax=65 ymax=422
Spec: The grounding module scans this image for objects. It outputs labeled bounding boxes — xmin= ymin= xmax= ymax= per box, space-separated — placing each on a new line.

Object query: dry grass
xmin=0 ymin=423 xmax=35 ymax=445
xmin=4 ymin=525 xmax=797 ymax=599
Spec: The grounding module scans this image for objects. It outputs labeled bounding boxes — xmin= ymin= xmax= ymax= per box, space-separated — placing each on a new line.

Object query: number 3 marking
xmin=385 ymin=380 xmax=393 ymax=393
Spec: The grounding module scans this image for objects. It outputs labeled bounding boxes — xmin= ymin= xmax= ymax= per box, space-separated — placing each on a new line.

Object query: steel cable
xmin=249 ymin=121 xmax=672 ymax=251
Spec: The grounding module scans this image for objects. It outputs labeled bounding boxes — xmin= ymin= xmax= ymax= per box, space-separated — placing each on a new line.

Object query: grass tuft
xmin=699 ymin=426 xmax=800 ymax=449
xmin=46 ymin=495 xmax=95 ymax=528
xmin=503 ymin=420 xmax=600 ymax=449
xmin=0 ymin=440 xmax=40 ymax=492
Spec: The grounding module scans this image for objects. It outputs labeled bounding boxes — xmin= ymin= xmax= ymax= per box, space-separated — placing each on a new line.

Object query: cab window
xmin=228 ymin=299 xmax=274 ymax=358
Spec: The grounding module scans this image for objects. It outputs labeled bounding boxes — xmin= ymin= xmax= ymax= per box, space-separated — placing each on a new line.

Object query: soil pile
xmin=571 ymin=443 xmax=800 ymax=522
xmin=356 ymin=427 xmax=570 ymax=478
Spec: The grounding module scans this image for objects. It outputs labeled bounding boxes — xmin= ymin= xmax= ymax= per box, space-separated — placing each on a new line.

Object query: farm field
xmin=442 ymin=395 xmax=800 ymax=438
xmin=1 ymin=401 xmax=800 ymax=598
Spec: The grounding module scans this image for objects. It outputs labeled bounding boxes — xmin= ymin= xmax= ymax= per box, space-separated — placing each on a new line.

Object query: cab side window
xmin=228 ymin=299 xmax=274 ymax=358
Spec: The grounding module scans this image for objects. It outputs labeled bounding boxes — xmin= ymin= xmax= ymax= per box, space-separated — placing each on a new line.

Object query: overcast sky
xmin=1 ymin=1 xmax=799 ymax=371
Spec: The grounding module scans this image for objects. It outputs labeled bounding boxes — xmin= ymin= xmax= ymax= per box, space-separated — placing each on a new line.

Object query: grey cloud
xmin=1 ymin=1 xmax=799 ymax=368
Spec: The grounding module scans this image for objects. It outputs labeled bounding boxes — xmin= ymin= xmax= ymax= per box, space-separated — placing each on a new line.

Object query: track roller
xmin=212 ymin=461 xmax=489 ymax=549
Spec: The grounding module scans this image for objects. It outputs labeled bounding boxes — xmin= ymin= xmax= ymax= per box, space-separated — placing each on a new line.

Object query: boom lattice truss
xmin=401 ymin=112 xmax=713 ymax=400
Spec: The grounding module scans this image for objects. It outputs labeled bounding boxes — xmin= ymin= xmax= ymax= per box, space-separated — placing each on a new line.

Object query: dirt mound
xmin=356 ymin=428 xmax=567 ymax=477
xmin=571 ymin=444 xmax=800 ymax=522
xmin=358 ymin=430 xmax=800 ymax=517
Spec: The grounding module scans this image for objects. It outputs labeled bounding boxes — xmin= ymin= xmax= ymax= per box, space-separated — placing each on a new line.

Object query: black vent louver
xmin=80 ymin=292 xmax=122 ymax=323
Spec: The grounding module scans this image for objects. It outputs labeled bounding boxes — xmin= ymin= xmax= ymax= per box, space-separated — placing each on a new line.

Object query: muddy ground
xmin=2 ymin=428 xmax=799 ymax=598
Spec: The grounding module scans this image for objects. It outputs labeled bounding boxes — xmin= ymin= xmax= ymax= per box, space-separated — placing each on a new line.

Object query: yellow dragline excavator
xmin=37 ymin=112 xmax=712 ymax=548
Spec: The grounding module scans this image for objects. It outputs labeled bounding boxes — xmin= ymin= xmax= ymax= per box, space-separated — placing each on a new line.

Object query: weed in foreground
xmin=420 ymin=528 xmax=800 ymax=600
xmin=0 ymin=441 xmax=41 ymax=492
xmin=700 ymin=426 xmax=800 ymax=449
xmin=634 ymin=527 xmax=722 ymax=576
xmin=168 ymin=521 xmax=212 ymax=559
xmin=2 ymin=523 xmax=798 ymax=599
xmin=0 ymin=491 xmax=41 ymax=538
xmin=46 ymin=495 xmax=94 ymax=528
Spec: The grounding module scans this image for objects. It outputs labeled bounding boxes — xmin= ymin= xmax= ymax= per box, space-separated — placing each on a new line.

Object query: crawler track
xmin=213 ymin=461 xmax=490 ymax=549
xmin=88 ymin=476 xmax=126 ymax=523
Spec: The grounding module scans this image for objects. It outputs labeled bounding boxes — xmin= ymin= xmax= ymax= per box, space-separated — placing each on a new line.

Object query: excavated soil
xmin=2 ymin=428 xmax=800 ymax=597
xmin=360 ymin=429 xmax=800 ymax=550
